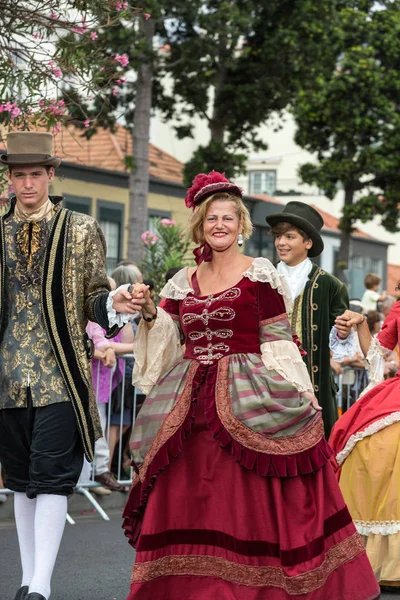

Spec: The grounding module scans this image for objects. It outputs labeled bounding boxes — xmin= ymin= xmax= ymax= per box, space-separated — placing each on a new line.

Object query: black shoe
xmin=14 ymin=587 xmax=29 ymax=600
xmin=26 ymin=594 xmax=46 ymax=600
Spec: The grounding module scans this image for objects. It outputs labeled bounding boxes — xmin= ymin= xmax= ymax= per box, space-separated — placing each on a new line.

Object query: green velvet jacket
xmin=290 ymin=264 xmax=349 ymax=439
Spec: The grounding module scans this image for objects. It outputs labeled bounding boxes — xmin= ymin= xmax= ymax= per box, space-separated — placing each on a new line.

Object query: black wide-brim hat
xmin=265 ymin=201 xmax=324 ymax=257
xmin=0 ymin=132 xmax=61 ymax=168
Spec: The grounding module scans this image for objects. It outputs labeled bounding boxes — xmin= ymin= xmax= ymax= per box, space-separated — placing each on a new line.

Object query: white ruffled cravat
xmin=277 ymin=257 xmax=313 ymax=301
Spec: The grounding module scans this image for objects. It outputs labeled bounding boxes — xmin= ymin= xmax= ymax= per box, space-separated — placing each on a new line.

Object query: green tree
xmin=71 ymin=0 xmax=343 ymax=263
xmin=293 ymin=2 xmax=400 ymax=282
xmin=157 ymin=0 xmax=342 ymax=185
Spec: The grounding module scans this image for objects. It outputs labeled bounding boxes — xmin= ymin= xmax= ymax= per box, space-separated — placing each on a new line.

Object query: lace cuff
xmin=107 ymin=284 xmax=137 ymax=328
xmin=360 ymin=336 xmax=391 ymax=396
xmin=260 ymin=339 xmax=314 ymax=393
xmin=329 ymin=327 xmax=358 ymax=362
xmin=132 ymin=307 xmax=183 ymax=395
xmin=243 ymin=257 xmax=293 ymax=313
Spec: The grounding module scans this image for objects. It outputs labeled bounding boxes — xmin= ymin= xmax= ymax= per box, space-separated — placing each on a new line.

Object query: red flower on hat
xmin=185 ymin=171 xmax=231 ymax=209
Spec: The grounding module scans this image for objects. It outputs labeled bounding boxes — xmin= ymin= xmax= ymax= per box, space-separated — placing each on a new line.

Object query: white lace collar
xmin=161 ymin=257 xmax=292 ymax=312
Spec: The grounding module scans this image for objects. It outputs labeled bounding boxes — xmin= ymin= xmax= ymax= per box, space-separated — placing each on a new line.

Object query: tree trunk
xmin=127 ymin=17 xmax=155 ymax=263
xmin=209 ymin=61 xmax=227 ymax=143
xmin=336 ymin=184 xmax=354 ymax=284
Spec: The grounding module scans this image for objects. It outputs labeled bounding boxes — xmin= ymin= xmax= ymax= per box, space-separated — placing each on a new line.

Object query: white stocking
xmin=29 ymin=494 xmax=68 ymax=599
xmin=14 ymin=492 xmax=36 ymax=587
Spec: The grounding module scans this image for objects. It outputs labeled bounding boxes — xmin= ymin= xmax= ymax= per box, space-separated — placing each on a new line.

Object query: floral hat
xmin=185 ymin=171 xmax=243 ymax=210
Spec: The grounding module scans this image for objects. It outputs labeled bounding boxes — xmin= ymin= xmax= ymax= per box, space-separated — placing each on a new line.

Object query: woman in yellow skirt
xmin=331 ymin=302 xmax=400 ymax=592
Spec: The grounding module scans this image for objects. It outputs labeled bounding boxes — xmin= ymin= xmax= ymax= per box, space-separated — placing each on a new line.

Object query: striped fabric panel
xmin=259 ymin=316 xmax=292 ymax=344
xmin=229 ymin=354 xmax=312 ymax=437
xmin=130 ymin=359 xmax=193 ymax=466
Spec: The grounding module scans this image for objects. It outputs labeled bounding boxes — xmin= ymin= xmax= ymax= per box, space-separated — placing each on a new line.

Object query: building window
xmin=148 ymin=209 xmax=171 ymax=234
xmin=99 ymin=220 xmax=120 ymax=273
xmin=246 ymin=226 xmax=277 ymax=262
xmin=98 ymin=201 xmax=124 ymax=274
xmin=249 ymin=171 xmax=277 ymax=196
xmin=63 ymin=194 xmax=92 ymax=215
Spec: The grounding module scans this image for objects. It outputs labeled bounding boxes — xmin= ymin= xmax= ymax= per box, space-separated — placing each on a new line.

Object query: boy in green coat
xmin=266 ymin=202 xmax=354 ymax=438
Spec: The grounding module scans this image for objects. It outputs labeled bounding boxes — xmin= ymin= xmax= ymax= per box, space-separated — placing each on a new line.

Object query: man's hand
xmin=128 ymin=283 xmax=156 ymax=316
xmin=335 ymin=310 xmax=364 ymax=337
xmin=112 ymin=285 xmax=148 ymax=315
xmin=301 ymin=391 xmax=322 ymax=411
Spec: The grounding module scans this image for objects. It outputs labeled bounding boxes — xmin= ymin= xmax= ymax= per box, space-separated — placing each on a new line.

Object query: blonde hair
xmin=189 ymin=192 xmax=253 ymax=244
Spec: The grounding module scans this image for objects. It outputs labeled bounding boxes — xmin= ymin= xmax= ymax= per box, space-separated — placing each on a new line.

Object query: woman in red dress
xmin=331 ymin=302 xmax=400 ymax=591
xmin=122 ymin=172 xmax=379 ymax=600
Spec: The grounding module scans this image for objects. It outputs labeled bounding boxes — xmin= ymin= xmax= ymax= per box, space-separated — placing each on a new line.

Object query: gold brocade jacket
xmin=0 ymin=197 xmax=120 ymax=461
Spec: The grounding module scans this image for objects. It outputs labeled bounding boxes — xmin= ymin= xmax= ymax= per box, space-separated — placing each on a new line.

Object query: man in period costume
xmin=0 ymin=132 xmax=137 ymax=600
xmin=266 ymin=202 xmax=354 ymax=438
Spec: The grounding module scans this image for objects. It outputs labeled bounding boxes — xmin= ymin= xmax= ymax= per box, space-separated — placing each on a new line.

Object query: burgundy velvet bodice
xmin=163 ymin=273 xmax=286 ymax=366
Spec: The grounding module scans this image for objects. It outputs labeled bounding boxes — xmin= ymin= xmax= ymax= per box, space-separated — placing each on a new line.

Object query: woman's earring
xmin=238 ymin=234 xmax=243 ymax=247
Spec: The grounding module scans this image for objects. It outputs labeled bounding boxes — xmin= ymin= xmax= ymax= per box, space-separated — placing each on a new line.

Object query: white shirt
xmin=277 ymin=257 xmax=313 ymax=301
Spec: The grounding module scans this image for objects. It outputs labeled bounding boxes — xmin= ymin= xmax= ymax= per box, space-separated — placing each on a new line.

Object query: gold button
xmin=312 ymin=365 xmax=319 ymax=373
xmin=27 ymin=326 xmax=33 ymax=332
xmin=312 ymin=344 xmax=318 ymax=351
xmin=312 ymin=324 xmax=318 ymax=331
xmin=314 ymin=385 xmax=319 ymax=392
xmin=312 ymin=303 xmax=318 ymax=311
xmin=27 ymin=301 xmax=33 ymax=308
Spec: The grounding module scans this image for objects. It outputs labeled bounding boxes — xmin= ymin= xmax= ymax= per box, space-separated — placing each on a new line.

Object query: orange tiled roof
xmin=54 ymin=124 xmax=184 ymax=184
xmin=310 ymin=204 xmax=373 ymax=239
xmin=247 ymin=193 xmax=283 ymax=204
xmin=387 ymin=264 xmax=400 ymax=296
xmin=1 ymin=124 xmax=184 ymax=185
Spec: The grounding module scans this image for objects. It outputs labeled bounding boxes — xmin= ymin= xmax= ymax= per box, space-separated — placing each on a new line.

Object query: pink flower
xmin=11 ymin=106 xmax=20 ymax=118
xmin=120 ymin=76 xmax=127 ymax=83
xmin=50 ymin=12 xmax=59 ymax=20
xmin=100 ymin=66 xmax=105 ymax=71
xmin=33 ymin=32 xmax=39 ymax=39
xmin=48 ymin=61 xmax=62 ymax=78
xmin=160 ymin=218 xmax=176 ymax=227
xmin=8 ymin=185 xmax=14 ymax=194
xmin=90 ymin=31 xmax=98 ymax=41
xmin=112 ymin=88 xmax=118 ymax=96
xmin=116 ymin=1 xmax=128 ymax=10
xmin=114 ymin=53 xmax=129 ymax=67
xmin=84 ymin=119 xmax=91 ymax=128
xmin=141 ymin=231 xmax=159 ymax=246
xmin=144 ymin=13 xmax=151 ymax=20
xmin=54 ymin=125 xmax=61 ymax=134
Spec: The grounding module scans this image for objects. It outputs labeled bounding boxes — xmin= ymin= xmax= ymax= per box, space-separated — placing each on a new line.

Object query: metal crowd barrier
xmin=334 ymin=366 xmax=369 ymax=417
xmin=0 ymin=354 xmax=140 ymax=524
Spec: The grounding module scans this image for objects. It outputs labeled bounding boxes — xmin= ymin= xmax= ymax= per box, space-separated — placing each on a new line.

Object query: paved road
xmin=0 ymin=511 xmax=134 ymax=600
xmin=0 ymin=511 xmax=395 ymax=599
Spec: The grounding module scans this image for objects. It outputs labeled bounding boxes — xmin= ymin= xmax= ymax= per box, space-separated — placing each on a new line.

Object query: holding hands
xmin=112 ymin=283 xmax=155 ymax=317
xmin=335 ymin=310 xmax=366 ymax=338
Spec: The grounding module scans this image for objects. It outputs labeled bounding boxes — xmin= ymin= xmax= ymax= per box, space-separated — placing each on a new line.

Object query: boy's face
xmin=274 ymin=227 xmax=313 ymax=266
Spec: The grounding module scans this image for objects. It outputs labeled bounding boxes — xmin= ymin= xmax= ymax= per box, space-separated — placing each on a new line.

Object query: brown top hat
xmin=0 ymin=132 xmax=61 ymax=168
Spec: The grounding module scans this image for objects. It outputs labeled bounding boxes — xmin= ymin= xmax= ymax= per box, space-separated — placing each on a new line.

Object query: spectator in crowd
xmin=367 ymin=310 xmax=381 ymax=336
xmin=361 ymin=273 xmax=387 ymax=311
xmin=84 ymin=316 xmax=125 ymax=494
xmin=381 ymin=294 xmax=396 ymax=320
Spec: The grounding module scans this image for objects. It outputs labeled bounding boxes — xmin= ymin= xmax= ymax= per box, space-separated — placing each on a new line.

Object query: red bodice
xmin=163 ymin=273 xmax=286 ymax=366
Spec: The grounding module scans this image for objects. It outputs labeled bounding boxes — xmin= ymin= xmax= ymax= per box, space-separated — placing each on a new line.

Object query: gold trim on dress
xmin=131 ymin=533 xmax=365 ymax=594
